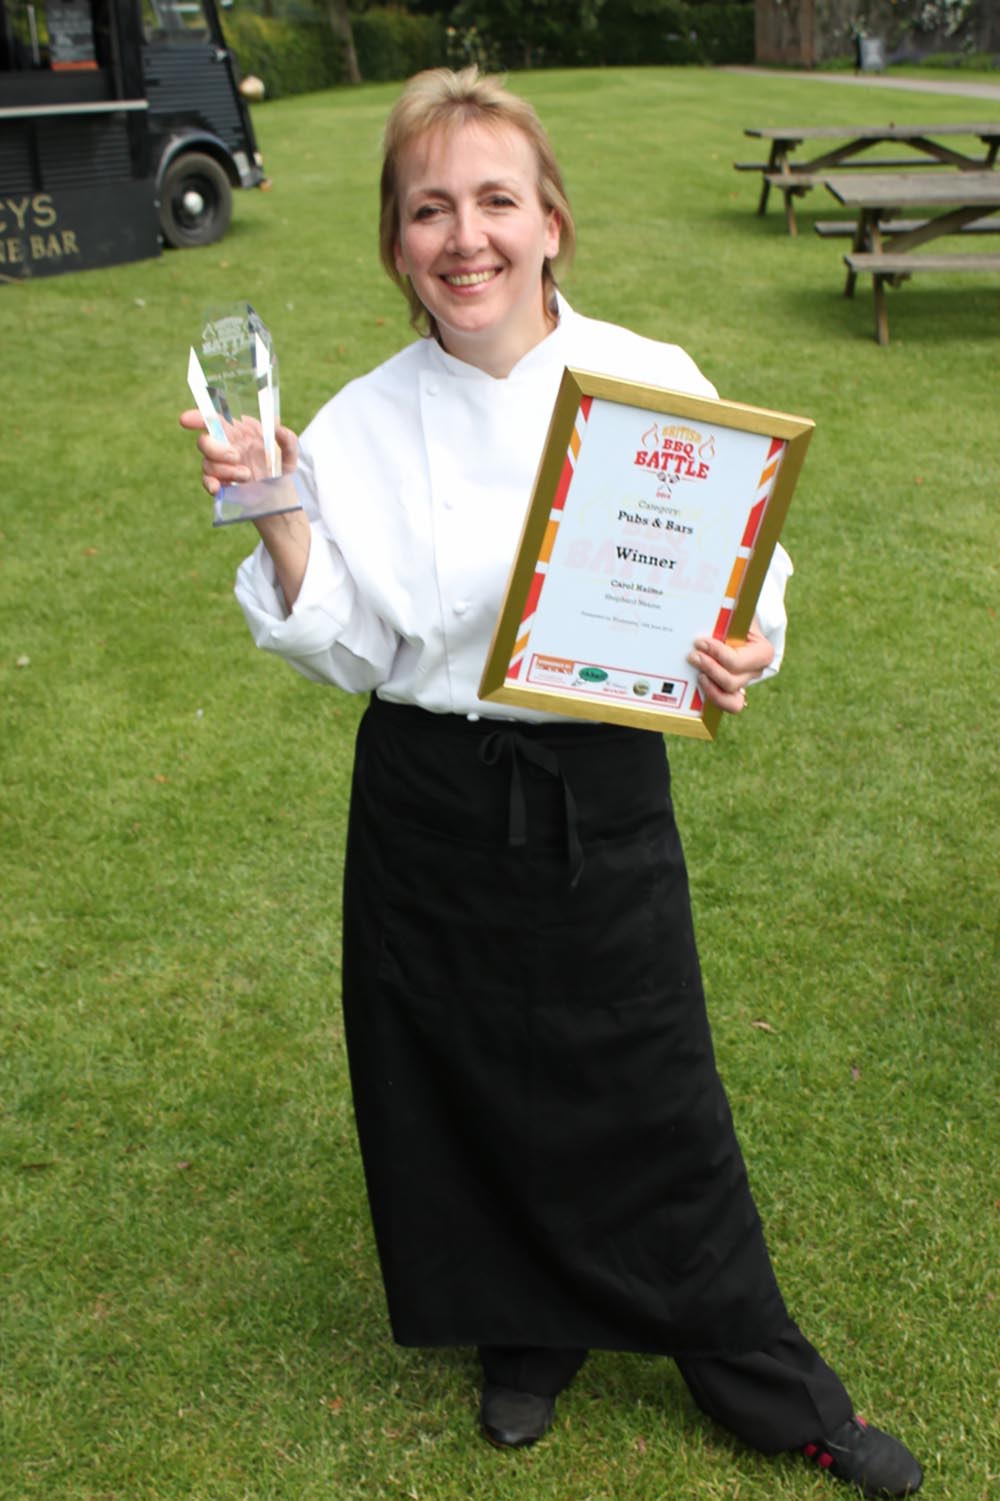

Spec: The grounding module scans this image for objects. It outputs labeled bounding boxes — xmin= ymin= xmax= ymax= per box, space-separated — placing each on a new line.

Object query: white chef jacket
xmin=235 ymin=298 xmax=793 ymax=721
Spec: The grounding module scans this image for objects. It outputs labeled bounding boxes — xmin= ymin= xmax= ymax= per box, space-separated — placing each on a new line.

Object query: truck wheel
xmin=159 ymin=152 xmax=233 ymax=248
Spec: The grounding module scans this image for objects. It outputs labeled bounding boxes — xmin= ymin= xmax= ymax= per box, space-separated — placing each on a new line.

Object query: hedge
xmin=352 ymin=7 xmax=447 ymax=81
xmin=223 ymin=13 xmax=347 ymax=99
xmin=223 ymin=4 xmax=753 ymax=100
xmin=224 ymin=9 xmax=447 ymax=98
xmin=566 ymin=3 xmax=755 ymax=67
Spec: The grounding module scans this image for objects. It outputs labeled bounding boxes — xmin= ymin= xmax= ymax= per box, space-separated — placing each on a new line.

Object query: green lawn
xmin=814 ymin=60 xmax=1000 ymax=83
xmin=2 ymin=68 xmax=998 ymax=1501
xmin=872 ymin=63 xmax=1000 ymax=82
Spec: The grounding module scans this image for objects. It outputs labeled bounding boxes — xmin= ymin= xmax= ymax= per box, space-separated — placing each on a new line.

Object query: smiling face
xmin=393 ymin=120 xmax=562 ymax=377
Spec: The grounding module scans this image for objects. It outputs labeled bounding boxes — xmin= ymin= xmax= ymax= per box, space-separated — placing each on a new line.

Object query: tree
xmin=326 ymin=0 xmax=360 ymax=83
xmin=446 ymin=0 xmax=606 ymax=69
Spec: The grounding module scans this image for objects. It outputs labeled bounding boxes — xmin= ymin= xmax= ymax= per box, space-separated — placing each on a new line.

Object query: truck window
xmin=2 ymin=0 xmax=47 ymax=67
xmin=1 ymin=0 xmax=112 ymax=70
xmin=141 ymin=0 xmax=208 ymax=42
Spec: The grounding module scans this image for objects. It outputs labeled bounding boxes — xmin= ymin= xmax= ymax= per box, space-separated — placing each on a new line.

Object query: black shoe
xmin=480 ymin=1383 xmax=556 ymax=1449
xmin=803 ymin=1415 xmax=923 ymax=1497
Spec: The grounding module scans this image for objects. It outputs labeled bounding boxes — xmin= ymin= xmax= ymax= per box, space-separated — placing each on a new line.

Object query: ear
xmin=544 ymin=209 xmax=562 ymax=262
xmin=394 ymin=236 xmax=408 ymax=277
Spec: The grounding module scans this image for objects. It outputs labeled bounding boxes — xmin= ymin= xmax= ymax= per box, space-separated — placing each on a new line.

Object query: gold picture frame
xmin=479 ymin=368 xmax=814 ymax=739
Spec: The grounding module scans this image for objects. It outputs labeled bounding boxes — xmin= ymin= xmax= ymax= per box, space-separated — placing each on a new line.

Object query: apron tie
xmin=478 ymin=728 xmax=584 ymax=889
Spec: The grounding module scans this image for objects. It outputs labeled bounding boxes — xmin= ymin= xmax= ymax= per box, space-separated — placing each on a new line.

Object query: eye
xmin=413 ymin=202 xmax=444 ymax=221
xmin=486 ymin=194 xmax=516 ymax=209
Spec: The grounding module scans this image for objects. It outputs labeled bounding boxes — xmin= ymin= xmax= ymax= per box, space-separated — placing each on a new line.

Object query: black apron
xmin=340 ymin=695 xmax=788 ymax=1356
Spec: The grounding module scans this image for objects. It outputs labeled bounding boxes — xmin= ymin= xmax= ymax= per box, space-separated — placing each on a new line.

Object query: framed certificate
xmin=479 ymin=369 xmax=814 ymax=738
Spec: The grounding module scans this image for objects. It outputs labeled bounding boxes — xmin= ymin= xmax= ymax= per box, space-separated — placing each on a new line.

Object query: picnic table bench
xmin=822 ymin=170 xmax=1000 ymax=344
xmin=739 ymin=124 xmax=1000 ymax=235
xmin=813 ymin=217 xmax=999 ymax=238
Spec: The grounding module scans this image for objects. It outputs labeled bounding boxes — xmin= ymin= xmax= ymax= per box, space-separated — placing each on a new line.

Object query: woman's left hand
xmin=687 ymin=623 xmax=774 ymax=715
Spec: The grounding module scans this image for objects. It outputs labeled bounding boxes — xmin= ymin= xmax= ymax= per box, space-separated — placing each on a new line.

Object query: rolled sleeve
xmin=235 ymin=526 xmax=397 ymax=690
xmin=752 ymin=542 xmax=793 ymax=681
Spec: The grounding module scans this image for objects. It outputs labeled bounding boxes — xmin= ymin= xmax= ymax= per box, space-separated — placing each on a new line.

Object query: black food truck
xmin=0 ymin=0 xmax=267 ymax=278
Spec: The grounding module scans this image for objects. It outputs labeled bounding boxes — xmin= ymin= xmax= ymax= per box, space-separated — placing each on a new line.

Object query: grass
xmin=815 ymin=58 xmax=1000 ymax=79
xmin=884 ymin=54 xmax=1000 ymax=75
xmin=2 ymin=67 xmax=999 ymax=1501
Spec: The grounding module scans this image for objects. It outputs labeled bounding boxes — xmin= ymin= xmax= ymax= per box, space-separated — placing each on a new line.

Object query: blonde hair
xmin=379 ymin=66 xmax=576 ymax=336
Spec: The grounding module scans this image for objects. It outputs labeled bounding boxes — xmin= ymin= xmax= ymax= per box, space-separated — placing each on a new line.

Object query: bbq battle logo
xmin=633 ymin=420 xmax=716 ymax=482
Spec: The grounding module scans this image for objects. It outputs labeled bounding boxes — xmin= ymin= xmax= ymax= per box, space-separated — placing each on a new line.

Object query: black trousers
xmin=479 ymin=1316 xmax=853 ymax=1455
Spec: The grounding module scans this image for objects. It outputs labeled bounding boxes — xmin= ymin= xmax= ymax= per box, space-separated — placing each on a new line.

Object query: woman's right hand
xmin=179 ymin=409 xmax=311 ymax=607
xmin=178 ymin=409 xmax=300 ymax=497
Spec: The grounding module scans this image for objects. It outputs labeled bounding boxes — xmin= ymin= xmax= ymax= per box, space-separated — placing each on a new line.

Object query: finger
xmin=196 ymin=430 xmax=243 ymax=465
xmin=202 ymin=461 xmax=253 ymax=495
xmin=697 ymin=672 xmax=749 ymax=716
xmin=688 ymin=644 xmax=750 ymax=698
xmin=690 ymin=632 xmax=773 ymax=685
xmin=181 ymin=410 xmax=240 ymax=492
xmin=203 ymin=465 xmax=252 ymax=491
xmin=196 ymin=439 xmax=253 ymax=494
xmin=275 ymin=423 xmax=299 ymax=472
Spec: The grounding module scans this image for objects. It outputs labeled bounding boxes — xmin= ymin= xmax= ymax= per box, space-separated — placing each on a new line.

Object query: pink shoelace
xmin=803 ymin=1414 xmax=868 ymax=1470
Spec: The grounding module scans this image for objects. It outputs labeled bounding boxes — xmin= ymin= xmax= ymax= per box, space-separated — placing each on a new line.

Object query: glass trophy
xmin=187 ymin=303 xmax=304 ymax=527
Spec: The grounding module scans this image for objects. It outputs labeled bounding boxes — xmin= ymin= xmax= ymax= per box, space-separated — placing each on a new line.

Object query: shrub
xmin=223 ymin=12 xmax=347 ymax=99
xmin=352 ymin=6 xmax=447 ymax=81
xmin=694 ymin=3 xmax=756 ymax=63
xmin=221 ymin=2 xmax=757 ymax=97
xmin=572 ymin=2 xmax=755 ymax=67
xmin=920 ymin=48 xmax=997 ymax=67
xmin=453 ymin=1 xmax=755 ymax=70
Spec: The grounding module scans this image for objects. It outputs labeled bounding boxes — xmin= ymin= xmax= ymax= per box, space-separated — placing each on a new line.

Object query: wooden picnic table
xmin=823 ymin=170 xmax=1000 ymax=344
xmin=738 ymin=123 xmax=1000 ymax=235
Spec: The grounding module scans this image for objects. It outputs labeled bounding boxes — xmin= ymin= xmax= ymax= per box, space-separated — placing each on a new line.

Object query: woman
xmin=181 ymin=67 xmax=922 ymax=1499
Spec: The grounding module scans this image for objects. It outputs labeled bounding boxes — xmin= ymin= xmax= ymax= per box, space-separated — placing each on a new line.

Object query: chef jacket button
xmin=466 ymin=712 xmax=480 ymax=723
xmin=443 ymin=497 xmax=454 ymax=510
xmin=426 ymin=382 xmax=439 ymax=396
xmin=453 ymin=600 xmax=469 ymax=616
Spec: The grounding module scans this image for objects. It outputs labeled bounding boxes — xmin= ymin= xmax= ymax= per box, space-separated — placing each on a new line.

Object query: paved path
xmin=722 ymin=66 xmax=1000 ymax=103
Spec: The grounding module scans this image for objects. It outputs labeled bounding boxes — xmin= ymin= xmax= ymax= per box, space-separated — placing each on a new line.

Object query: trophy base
xmin=213 ymin=471 xmax=305 ymax=527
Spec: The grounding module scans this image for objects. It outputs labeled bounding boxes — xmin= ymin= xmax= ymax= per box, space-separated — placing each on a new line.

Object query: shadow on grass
xmin=707 ymin=202 xmax=859 ymax=242
xmin=778 ymin=279 xmax=1000 ymax=347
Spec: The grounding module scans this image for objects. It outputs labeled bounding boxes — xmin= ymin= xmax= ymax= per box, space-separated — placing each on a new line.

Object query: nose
xmin=447 ymin=203 xmax=487 ymax=257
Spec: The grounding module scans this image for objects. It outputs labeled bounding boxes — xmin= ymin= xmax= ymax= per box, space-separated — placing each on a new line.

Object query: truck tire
xmin=159 ymin=152 xmax=233 ymax=248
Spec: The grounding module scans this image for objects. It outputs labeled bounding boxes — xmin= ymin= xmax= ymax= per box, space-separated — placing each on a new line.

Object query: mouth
xmin=441 ymin=269 xmax=500 ymax=287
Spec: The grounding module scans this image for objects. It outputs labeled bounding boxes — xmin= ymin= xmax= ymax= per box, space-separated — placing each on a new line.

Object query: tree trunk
xmin=327 ymin=0 xmax=361 ymax=84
